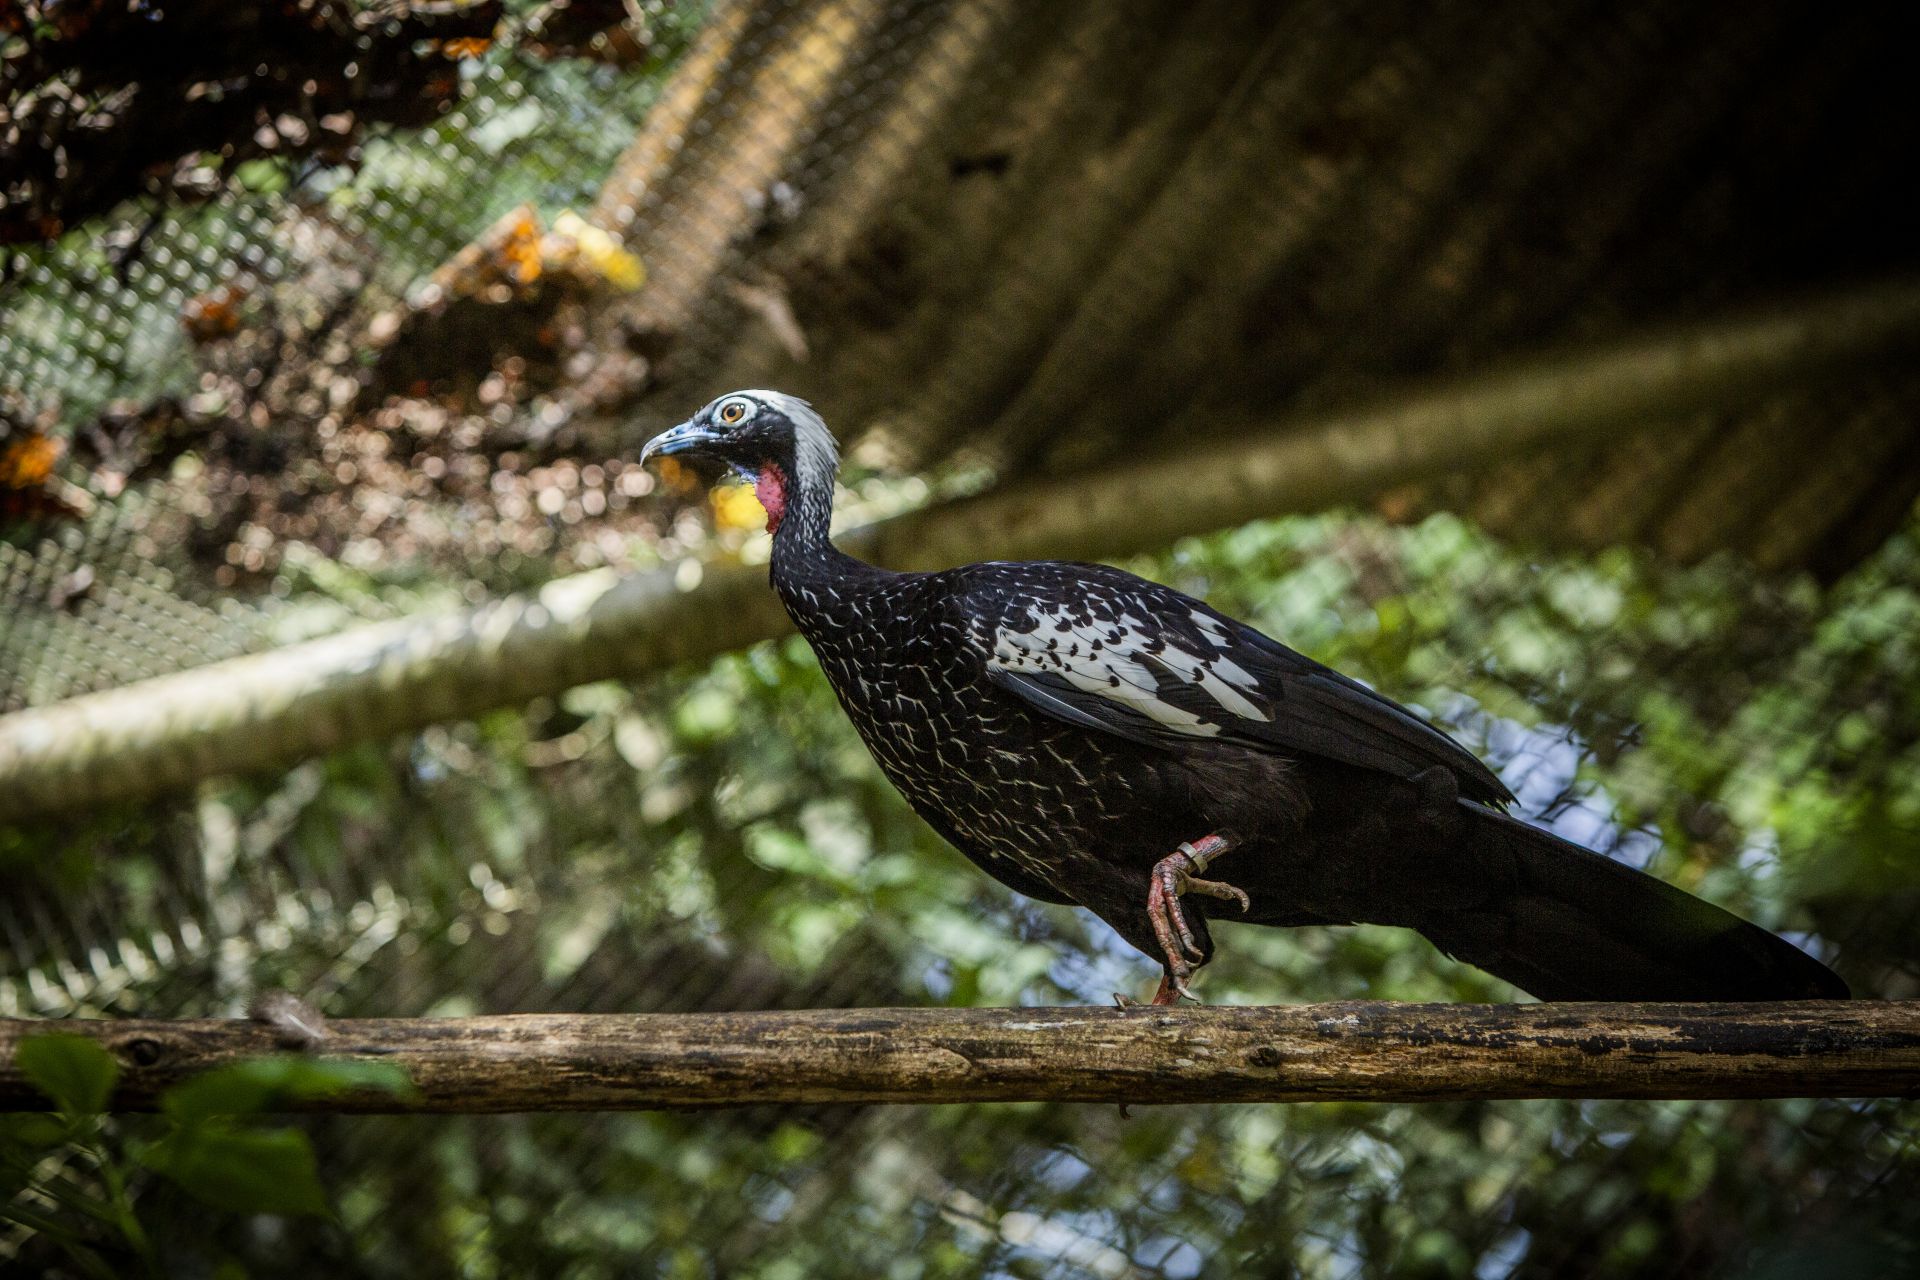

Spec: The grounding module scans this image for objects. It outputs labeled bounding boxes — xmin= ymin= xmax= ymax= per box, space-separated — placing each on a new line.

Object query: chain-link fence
xmin=3 ymin=0 xmax=1918 ymax=1275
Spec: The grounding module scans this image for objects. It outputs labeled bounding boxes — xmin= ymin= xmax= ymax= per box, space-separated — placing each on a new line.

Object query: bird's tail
xmin=1416 ymin=802 xmax=1848 ymax=1001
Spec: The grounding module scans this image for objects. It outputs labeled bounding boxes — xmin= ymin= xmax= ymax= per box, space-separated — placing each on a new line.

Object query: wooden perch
xmin=2 ymin=280 xmax=1919 ymax=823
xmin=3 ymin=1003 xmax=1916 ymax=1112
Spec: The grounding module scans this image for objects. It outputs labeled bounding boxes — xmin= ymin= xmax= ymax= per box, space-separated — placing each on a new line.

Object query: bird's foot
xmin=1148 ymin=973 xmax=1188 ymax=1006
xmin=1145 ymin=834 xmax=1248 ymax=1004
xmin=1114 ymin=975 xmax=1190 ymax=1007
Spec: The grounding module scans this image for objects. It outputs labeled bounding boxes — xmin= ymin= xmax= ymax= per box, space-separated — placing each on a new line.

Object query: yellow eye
xmin=718 ymin=399 xmax=747 ymax=425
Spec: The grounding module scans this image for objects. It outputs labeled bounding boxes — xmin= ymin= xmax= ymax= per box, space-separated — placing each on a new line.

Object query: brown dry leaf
xmin=431 ymin=206 xmax=546 ymax=300
xmin=0 ymin=430 xmax=61 ymax=488
xmin=180 ymin=283 xmax=250 ymax=343
xmin=499 ymin=211 xmax=544 ymax=286
xmin=437 ymin=36 xmax=495 ymax=60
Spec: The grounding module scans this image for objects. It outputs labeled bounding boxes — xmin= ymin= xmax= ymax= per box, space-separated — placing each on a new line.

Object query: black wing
xmin=956 ymin=561 xmax=1513 ymax=806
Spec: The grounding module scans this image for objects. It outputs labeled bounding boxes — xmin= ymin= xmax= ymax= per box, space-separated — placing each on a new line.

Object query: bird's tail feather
xmin=1417 ymin=803 xmax=1848 ymax=1001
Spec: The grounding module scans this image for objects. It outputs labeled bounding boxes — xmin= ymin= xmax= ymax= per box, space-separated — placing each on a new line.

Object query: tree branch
xmin=3 ymin=1003 xmax=1916 ymax=1111
xmin=2 ymin=280 xmax=1919 ymax=821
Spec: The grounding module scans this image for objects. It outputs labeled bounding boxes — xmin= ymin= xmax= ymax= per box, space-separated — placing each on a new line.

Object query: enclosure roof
xmin=621 ymin=0 xmax=1919 ymax=580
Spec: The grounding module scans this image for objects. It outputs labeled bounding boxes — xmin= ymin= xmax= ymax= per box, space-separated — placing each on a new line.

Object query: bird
xmin=640 ymin=390 xmax=1849 ymax=1005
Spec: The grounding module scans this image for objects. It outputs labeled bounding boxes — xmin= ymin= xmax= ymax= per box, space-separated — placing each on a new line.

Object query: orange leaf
xmin=180 ymin=284 xmax=248 ymax=343
xmin=499 ymin=212 xmax=543 ymax=285
xmin=0 ymin=431 xmax=61 ymax=488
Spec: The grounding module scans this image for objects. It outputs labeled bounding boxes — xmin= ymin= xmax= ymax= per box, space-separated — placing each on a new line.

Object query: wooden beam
xmin=4 ymin=1003 xmax=1916 ymax=1112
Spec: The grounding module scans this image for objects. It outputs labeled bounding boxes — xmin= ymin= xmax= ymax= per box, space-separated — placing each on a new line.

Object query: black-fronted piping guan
xmin=640 ymin=390 xmax=1848 ymax=1005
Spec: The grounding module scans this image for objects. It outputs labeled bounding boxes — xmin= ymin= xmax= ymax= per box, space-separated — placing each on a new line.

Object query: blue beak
xmin=639 ymin=420 xmax=723 ymax=467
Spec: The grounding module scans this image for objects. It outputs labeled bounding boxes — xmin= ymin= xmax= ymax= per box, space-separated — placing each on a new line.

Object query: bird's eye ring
xmin=717 ymin=398 xmax=752 ymax=425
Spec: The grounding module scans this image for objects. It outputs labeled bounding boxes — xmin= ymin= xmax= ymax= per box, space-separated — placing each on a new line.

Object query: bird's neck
xmin=762 ymin=456 xmax=874 ymax=591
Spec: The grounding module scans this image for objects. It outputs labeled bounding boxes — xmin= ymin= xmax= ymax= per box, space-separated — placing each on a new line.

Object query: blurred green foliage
xmin=3 ymin=1036 xmax=411 ymax=1276
xmin=4 ymin=505 xmax=1916 ymax=1277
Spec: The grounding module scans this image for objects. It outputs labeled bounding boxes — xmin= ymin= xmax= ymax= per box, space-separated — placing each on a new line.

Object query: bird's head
xmin=639 ymin=390 xmax=840 ymax=534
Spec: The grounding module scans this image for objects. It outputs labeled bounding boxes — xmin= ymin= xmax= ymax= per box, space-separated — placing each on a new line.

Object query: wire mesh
xmin=3 ymin=0 xmax=1918 ymax=1276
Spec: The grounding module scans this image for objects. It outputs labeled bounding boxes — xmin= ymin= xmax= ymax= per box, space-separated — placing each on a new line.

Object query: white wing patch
xmin=1191 ymin=609 xmax=1232 ymax=644
xmin=985 ymin=604 xmax=1272 ymax=737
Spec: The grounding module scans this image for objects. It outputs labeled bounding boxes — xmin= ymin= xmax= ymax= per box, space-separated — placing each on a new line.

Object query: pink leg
xmin=1145 ymin=834 xmax=1249 ymax=1004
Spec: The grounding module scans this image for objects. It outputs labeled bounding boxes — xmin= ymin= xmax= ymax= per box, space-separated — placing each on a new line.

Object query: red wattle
xmin=755 ymin=464 xmax=789 ymax=533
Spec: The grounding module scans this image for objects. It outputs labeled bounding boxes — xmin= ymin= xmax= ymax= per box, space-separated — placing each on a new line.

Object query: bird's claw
xmin=1145 ymin=835 xmax=1246 ymax=1004
xmin=1182 ymin=872 xmax=1252 ymax=912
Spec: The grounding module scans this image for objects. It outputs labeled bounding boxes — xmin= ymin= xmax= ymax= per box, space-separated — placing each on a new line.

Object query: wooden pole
xmin=4 ymin=1003 xmax=1916 ymax=1112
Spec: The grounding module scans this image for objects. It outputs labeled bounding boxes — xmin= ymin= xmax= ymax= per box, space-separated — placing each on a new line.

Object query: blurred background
xmin=2 ymin=0 xmax=1918 ymax=1275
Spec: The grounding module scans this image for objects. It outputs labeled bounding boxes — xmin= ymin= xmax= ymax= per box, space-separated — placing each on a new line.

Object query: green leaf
xmin=14 ymin=1035 xmax=118 ymax=1116
xmin=0 ymin=1112 xmax=71 ymax=1150
xmin=161 ymin=1056 xmax=414 ymax=1122
xmin=232 ymin=158 xmax=288 ymax=194
xmin=141 ymin=1124 xmax=330 ymax=1217
xmin=0 ymin=1112 xmax=72 ymax=1200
